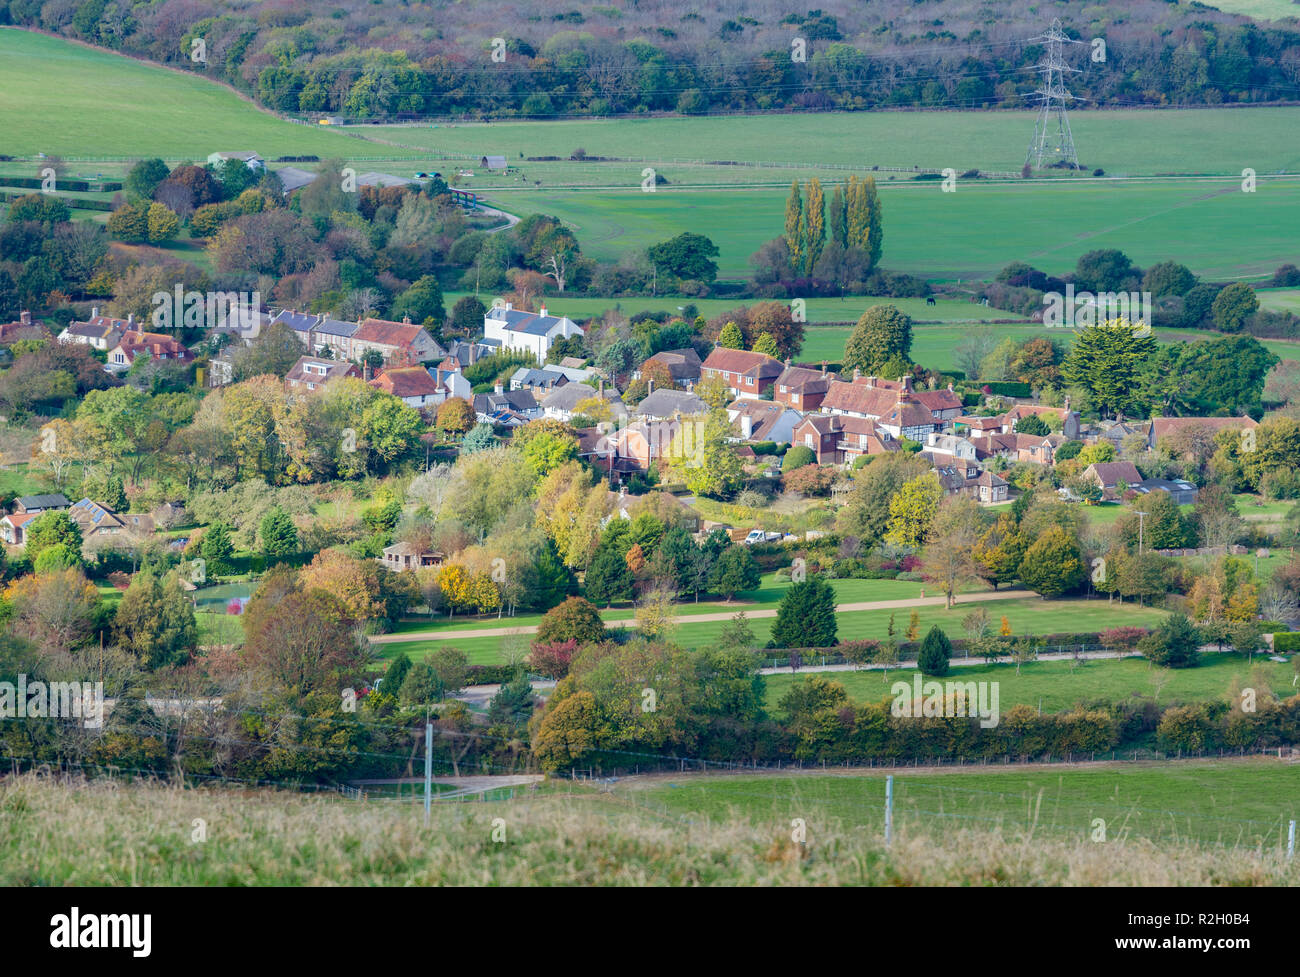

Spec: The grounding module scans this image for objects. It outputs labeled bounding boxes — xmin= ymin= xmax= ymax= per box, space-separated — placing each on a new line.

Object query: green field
xmin=1194 ymin=0 xmax=1300 ymax=22
xmin=764 ymin=651 xmax=1297 ymax=716
xmin=357 ymin=107 xmax=1300 ymax=179
xmin=0 ymin=29 xmax=372 ymax=159
xmin=631 ymin=760 xmax=1300 ymax=847
xmin=491 ymin=178 xmax=1300 ymax=281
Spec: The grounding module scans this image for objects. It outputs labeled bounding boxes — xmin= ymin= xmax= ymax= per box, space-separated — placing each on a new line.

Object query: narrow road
xmin=370 ymin=589 xmax=1039 ymax=644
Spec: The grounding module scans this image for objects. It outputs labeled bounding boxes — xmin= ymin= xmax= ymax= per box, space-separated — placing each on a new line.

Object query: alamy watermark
xmin=1043 ymin=285 xmax=1152 ymax=335
xmin=151 ymin=286 xmax=262 ymax=337
xmin=890 ymin=675 xmax=1000 ymax=729
xmin=0 ymin=675 xmax=104 ymax=729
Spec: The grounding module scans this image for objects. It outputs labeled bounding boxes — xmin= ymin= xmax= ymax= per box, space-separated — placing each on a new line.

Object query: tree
xmin=1018 ymin=525 xmax=1086 ymax=598
xmin=923 ymin=496 xmax=981 ymax=609
xmin=259 ymin=508 xmax=298 ymax=559
xmin=885 ymin=473 xmax=942 ymax=547
xmin=125 ymin=158 xmax=170 ymax=200
xmin=917 ymin=626 xmax=951 ymax=677
xmin=771 ymin=576 xmax=837 ymax=648
xmin=1139 ymin=613 xmax=1201 ymax=668
xmin=752 ymin=332 xmax=780 ymax=357
xmin=1014 ymin=414 xmax=1049 ymax=436
xmin=535 ymin=596 xmax=605 ymax=646
xmin=449 ymin=296 xmax=487 ymax=337
xmin=676 ymin=411 xmax=743 ymax=499
xmin=1143 ymin=260 xmax=1196 ymax=298
xmin=200 ymin=522 xmax=235 ymax=571
xmin=717 ymin=321 xmax=744 ymax=349
xmin=709 ymin=545 xmax=761 ymax=600
xmin=107 ymin=201 xmax=150 ymax=243
xmin=584 ymin=547 xmax=635 ymax=606
xmin=1060 ymin=320 xmax=1157 ymax=418
xmin=391 ymin=275 xmax=446 ymax=328
xmin=843 ymin=304 xmax=912 ymax=375
xmin=1211 ymin=282 xmax=1259 ymax=334
xmin=1075 ymin=249 xmax=1138 ymax=292
xmin=804 ymin=177 xmax=826 ymax=275
xmin=488 ymin=671 xmax=535 ymax=731
xmin=113 ymin=572 xmax=197 ymax=669
xmin=837 ymin=451 xmax=930 ymax=546
xmin=146 ymin=203 xmax=180 ymax=244
xmin=973 ymin=515 xmax=1024 ymax=590
xmin=384 ymin=652 xmax=413 ymax=695
xmin=24 ymin=510 xmax=83 ymax=565
xmin=437 ymin=397 xmax=476 ymax=436
xmin=426 ymin=646 xmax=470 ymax=699
xmin=783 ymin=179 xmax=805 ymax=275
xmin=647 ymin=232 xmax=719 ymax=283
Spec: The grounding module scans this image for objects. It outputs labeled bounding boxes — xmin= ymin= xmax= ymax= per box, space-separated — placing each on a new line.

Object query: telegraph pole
xmin=1137 ymin=510 xmax=1146 ymax=555
xmin=423 ymin=708 xmax=433 ymax=827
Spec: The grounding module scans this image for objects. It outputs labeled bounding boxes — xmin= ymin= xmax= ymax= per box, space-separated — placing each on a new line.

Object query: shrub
xmin=1139 ymin=613 xmax=1201 ymax=668
xmin=535 ymin=597 xmax=605 ymax=647
xmin=1272 ymin=631 xmax=1300 ymax=653
xmin=782 ymin=445 xmax=816 ymax=471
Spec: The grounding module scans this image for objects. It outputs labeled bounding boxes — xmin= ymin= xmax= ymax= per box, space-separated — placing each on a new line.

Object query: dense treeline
xmin=2 ymin=1 xmax=1297 ymax=119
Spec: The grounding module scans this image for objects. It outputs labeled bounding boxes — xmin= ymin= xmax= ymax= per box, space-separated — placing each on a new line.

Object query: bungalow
xmin=700 ymin=348 xmax=783 ymax=400
xmin=285 ymin=356 xmax=361 ymax=393
xmin=206 ymin=151 xmax=265 ymax=172
xmin=58 ymin=309 xmax=126 ymax=350
xmin=540 ymin=382 xmax=626 ymax=423
xmin=483 ymin=304 xmax=583 ymax=362
xmin=369 ymin=366 xmax=443 ymax=408
xmin=0 ymin=511 xmax=40 ymax=546
xmin=380 ymin=541 xmax=444 ymax=572
xmin=69 ymin=498 xmax=155 ymax=543
xmin=638 ymin=348 xmax=702 ymax=389
xmin=352 ymin=317 xmax=444 ymax=367
xmin=634 ymin=387 xmax=708 ymax=421
xmin=1083 ymin=460 xmax=1144 ymax=499
xmin=107 ymin=330 xmax=194 ymax=370
xmin=510 ymin=367 xmax=569 ymax=394
xmin=14 ymin=494 xmax=71 ymax=514
xmin=773 ymin=364 xmax=834 ymax=411
xmin=970 ymin=432 xmax=1064 ymax=466
xmin=475 ymin=383 xmax=541 ymax=424
xmin=1135 ymin=478 xmax=1199 ymax=505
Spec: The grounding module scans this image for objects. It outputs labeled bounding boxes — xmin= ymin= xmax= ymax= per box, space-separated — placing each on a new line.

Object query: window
xmin=805 ymin=434 xmax=814 ymax=448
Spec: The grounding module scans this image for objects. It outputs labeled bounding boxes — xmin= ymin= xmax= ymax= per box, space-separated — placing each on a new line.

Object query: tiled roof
xmin=370 ymin=366 xmax=440 ymax=398
xmin=355 ymin=318 xmax=428 ymax=348
xmin=702 ymin=348 xmax=782 ymax=378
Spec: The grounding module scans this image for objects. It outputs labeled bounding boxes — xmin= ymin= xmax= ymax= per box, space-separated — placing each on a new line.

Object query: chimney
xmin=647 ymin=378 xmax=654 ymax=394
xmin=540 ymin=305 xmax=548 ymax=318
xmin=821 ymin=360 xmax=827 ymax=376
xmin=1064 ymin=395 xmax=1071 ymax=411
xmin=504 ymin=302 xmax=513 ymax=312
xmin=784 ymin=357 xmax=791 ymax=368
xmin=20 ymin=311 xmax=31 ymax=326
xmin=91 ymin=306 xmax=99 ymax=319
xmin=598 ymin=377 xmax=605 ymax=396
xmin=402 ymin=315 xmax=411 ymax=325
xmin=947 ymin=382 xmax=954 ymax=393
xmin=741 ymin=414 xmax=752 ymax=439
xmin=853 ymin=368 xmax=862 ymax=382
xmin=127 ymin=313 xmax=135 ymax=326
xmin=830 ymin=415 xmax=839 ymax=432
xmin=494 ymin=381 xmax=503 ymax=395
xmin=900 ymin=375 xmax=913 ymax=392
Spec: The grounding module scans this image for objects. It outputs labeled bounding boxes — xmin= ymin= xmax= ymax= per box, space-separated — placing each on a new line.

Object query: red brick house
xmin=773 ymin=364 xmax=834 ymax=411
xmin=700 ymin=348 xmax=783 ymax=399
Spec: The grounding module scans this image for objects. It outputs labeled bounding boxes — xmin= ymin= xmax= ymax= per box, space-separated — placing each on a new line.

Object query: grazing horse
xmin=925 ymin=296 xmax=937 ymax=306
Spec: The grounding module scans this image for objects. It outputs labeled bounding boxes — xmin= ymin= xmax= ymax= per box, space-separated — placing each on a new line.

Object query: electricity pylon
xmin=1024 ymin=19 xmax=1083 ymax=170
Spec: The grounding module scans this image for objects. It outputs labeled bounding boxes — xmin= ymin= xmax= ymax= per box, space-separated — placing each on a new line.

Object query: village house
xmin=285 ymin=356 xmax=361 ymax=394
xmin=921 ymin=432 xmax=979 ymax=463
xmin=68 ymin=497 xmax=155 ymax=544
xmin=475 ymin=383 xmax=541 ymax=425
xmin=792 ymin=413 xmax=898 ymax=466
xmin=482 ymin=304 xmax=583 ymax=362
xmin=444 ymin=338 xmax=497 ymax=371
xmin=700 ymin=348 xmax=784 ymax=400
xmin=379 ymin=541 xmax=444 ymax=572
xmin=820 ymin=375 xmax=941 ymax=442
xmin=206 ymin=150 xmax=265 ymax=172
xmin=637 ymin=349 xmax=702 ymax=389
xmin=351 ymin=317 xmax=444 ymax=367
xmin=58 ymin=309 xmax=127 ymax=350
xmin=509 ymin=367 xmax=569 ymax=394
xmin=107 ymin=329 xmax=194 ymax=371
xmin=368 ymin=365 xmax=461 ymax=409
xmin=634 ymin=387 xmax=708 ymax=421
xmin=999 ymin=403 xmax=1081 ymax=440
xmin=0 ymin=512 xmax=40 ymax=546
xmin=540 ymin=382 xmax=626 ymax=423
xmin=1083 ymin=460 xmax=1144 ymax=499
xmin=603 ymin=418 xmax=681 ymax=474
xmin=970 ymin=431 xmax=1065 ymax=466
xmin=0 ymin=311 xmax=47 ymax=344
xmin=1145 ymin=415 xmax=1258 ymax=453
xmin=773 ymin=364 xmax=835 ymax=411
xmin=729 ymin=399 xmax=802 ymax=445
xmin=1135 ymin=477 xmax=1199 ymax=505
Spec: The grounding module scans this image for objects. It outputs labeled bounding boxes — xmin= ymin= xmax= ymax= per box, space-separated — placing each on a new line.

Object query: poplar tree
xmin=829 ymin=183 xmax=847 ymax=247
xmin=784 ymin=179 xmax=805 ymax=276
xmin=863 ymin=175 xmax=883 ymax=271
xmin=804 ymin=177 xmax=826 ymax=276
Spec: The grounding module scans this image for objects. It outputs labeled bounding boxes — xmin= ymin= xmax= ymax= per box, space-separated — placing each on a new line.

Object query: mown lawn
xmin=763 ymin=651 xmax=1297 ymax=715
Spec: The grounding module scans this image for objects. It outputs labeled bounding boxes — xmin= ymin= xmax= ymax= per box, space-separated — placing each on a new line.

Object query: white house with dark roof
xmin=483 ymin=304 xmax=582 ymax=362
xmin=58 ymin=309 xmax=128 ymax=350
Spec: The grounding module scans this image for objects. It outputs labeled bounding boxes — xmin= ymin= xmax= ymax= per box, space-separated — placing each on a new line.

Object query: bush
xmin=1272 ymin=631 xmax=1300 ymax=653
xmin=782 ymin=445 xmax=816 ymax=471
xmin=535 ymin=597 xmax=605 ymax=646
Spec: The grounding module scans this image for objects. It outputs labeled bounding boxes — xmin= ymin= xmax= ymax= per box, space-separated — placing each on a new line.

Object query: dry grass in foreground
xmin=0 ymin=775 xmax=1295 ymax=886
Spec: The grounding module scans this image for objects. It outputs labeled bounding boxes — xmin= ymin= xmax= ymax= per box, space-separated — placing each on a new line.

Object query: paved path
xmin=370 ymin=589 xmax=1038 ymax=644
